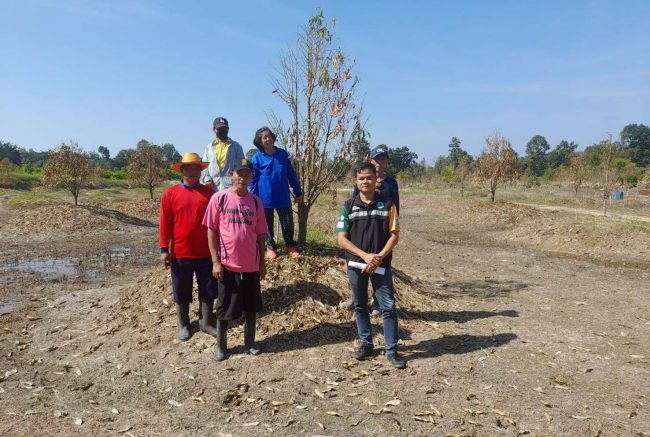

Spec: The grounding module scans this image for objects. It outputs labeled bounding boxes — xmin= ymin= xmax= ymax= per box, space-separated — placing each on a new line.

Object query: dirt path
xmin=513 ymin=201 xmax=650 ymax=223
xmin=1 ymin=194 xmax=649 ymax=436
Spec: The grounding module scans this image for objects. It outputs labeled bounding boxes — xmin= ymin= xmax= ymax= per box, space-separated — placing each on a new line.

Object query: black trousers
xmin=264 ymin=207 xmax=296 ymax=249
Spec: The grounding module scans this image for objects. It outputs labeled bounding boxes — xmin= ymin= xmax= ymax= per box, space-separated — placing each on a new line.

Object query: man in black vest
xmin=336 ymin=162 xmax=406 ymax=369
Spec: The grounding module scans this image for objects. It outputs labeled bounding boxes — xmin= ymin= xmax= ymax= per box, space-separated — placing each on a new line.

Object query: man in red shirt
xmin=160 ymin=152 xmax=217 ymax=341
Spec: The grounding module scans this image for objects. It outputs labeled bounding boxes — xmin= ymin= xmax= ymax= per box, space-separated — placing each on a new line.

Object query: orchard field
xmin=1 ymin=185 xmax=649 ymax=436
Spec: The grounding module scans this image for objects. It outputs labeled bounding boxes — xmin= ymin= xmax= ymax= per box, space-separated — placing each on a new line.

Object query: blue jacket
xmin=249 ymin=147 xmax=302 ymax=209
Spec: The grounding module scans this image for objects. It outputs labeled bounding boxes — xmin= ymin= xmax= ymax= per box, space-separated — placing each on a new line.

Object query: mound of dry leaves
xmin=96 ymin=254 xmax=439 ymax=353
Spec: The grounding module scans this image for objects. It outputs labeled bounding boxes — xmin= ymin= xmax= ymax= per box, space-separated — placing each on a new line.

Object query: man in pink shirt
xmin=203 ymin=159 xmax=267 ymax=361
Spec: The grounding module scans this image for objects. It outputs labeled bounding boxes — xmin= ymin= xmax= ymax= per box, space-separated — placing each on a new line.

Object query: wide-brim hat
xmin=172 ymin=152 xmax=209 ymax=173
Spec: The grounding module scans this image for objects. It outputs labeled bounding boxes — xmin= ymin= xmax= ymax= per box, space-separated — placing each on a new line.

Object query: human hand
xmin=160 ymin=253 xmax=171 ymax=269
xmin=294 ymin=194 xmax=304 ymax=205
xmin=361 ymin=253 xmax=382 ymax=267
xmin=212 ymin=261 xmax=224 ymax=281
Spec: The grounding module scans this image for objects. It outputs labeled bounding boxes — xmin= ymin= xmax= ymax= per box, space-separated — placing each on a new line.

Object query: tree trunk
xmin=490 ymin=189 xmax=496 ymax=202
xmin=149 ymin=185 xmax=154 ymax=200
xmin=297 ymin=203 xmax=311 ymax=246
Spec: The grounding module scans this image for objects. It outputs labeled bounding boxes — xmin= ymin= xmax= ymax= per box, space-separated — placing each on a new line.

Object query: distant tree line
xmin=0 ymin=139 xmax=181 ymax=175
xmin=0 ymin=139 xmax=183 ymax=200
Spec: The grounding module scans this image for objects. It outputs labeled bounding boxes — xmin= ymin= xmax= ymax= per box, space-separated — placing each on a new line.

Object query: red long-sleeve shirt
xmin=159 ymin=184 xmax=214 ymax=259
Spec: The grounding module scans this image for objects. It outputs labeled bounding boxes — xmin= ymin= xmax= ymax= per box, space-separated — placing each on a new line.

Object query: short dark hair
xmin=355 ymin=162 xmax=376 ymax=176
xmin=253 ymin=127 xmax=277 ymax=150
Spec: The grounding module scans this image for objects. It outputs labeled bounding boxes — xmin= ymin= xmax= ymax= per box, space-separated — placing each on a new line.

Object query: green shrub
xmin=105 ymin=169 xmax=127 ymax=180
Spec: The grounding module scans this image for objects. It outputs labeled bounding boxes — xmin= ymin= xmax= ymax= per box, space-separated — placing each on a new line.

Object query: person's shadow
xmin=81 ymin=205 xmax=156 ymax=227
xmin=403 ymin=333 xmax=518 ymax=361
xmin=256 ymin=280 xmax=518 ymax=358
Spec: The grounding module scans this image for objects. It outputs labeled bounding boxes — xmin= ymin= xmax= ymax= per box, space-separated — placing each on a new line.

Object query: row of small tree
xmin=432 ymin=131 xmax=649 ymax=218
xmin=0 ymin=139 xmax=182 ymax=173
xmin=37 ymin=141 xmax=173 ymax=205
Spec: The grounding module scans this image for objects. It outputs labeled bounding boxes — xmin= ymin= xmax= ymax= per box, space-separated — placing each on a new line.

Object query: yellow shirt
xmin=213 ymin=138 xmax=231 ymax=169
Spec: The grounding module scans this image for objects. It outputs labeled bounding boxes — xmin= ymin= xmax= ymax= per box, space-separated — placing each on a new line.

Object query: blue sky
xmin=1 ymin=0 xmax=649 ymax=163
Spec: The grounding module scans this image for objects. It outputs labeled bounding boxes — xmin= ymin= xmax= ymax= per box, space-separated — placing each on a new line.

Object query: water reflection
xmin=0 ymin=245 xmax=156 ymax=283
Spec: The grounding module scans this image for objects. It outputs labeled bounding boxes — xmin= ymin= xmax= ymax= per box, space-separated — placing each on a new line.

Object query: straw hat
xmin=172 ymin=152 xmax=209 ymax=173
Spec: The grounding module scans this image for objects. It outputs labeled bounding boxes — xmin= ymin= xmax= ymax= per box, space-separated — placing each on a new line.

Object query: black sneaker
xmin=354 ymin=345 xmax=374 ymax=360
xmin=386 ymin=352 xmax=406 ymax=369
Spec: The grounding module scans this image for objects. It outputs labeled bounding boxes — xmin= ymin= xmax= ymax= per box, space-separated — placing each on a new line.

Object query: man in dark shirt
xmin=350 ymin=145 xmax=401 ymax=315
xmin=337 ymin=162 xmax=406 ymax=369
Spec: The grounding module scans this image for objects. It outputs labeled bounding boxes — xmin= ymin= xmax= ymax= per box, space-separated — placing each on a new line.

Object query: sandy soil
xmin=0 ymin=192 xmax=649 ymax=436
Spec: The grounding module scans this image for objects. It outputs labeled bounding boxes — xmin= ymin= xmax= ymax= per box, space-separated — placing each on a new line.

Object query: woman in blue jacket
xmin=249 ymin=127 xmax=303 ymax=259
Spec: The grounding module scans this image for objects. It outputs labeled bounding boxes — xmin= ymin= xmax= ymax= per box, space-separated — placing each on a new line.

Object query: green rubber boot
xmin=175 ymin=302 xmax=191 ymax=341
xmin=244 ymin=312 xmax=260 ymax=355
xmin=212 ymin=320 xmax=229 ymax=361
xmin=198 ymin=300 xmax=218 ymax=337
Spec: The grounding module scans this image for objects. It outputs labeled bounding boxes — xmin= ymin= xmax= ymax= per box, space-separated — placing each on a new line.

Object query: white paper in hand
xmin=348 ymin=261 xmax=385 ymax=275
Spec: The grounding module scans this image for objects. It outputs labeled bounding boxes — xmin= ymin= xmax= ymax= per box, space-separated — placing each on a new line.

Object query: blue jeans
xmin=347 ymin=266 xmax=399 ymax=353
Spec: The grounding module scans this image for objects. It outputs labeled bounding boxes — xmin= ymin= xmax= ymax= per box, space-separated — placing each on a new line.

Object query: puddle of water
xmin=0 ymin=257 xmax=78 ymax=279
xmin=0 ymin=245 xmax=156 ymax=283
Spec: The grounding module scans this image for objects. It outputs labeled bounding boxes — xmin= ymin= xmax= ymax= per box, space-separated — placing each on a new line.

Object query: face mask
xmin=216 ymin=130 xmax=229 ymax=141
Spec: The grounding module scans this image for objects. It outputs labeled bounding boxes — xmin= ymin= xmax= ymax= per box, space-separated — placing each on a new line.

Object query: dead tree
xmin=567 ymin=154 xmax=589 ymax=197
xmin=475 ymin=131 xmax=518 ymax=202
xmin=42 ymin=142 xmax=94 ymax=206
xmin=127 ymin=143 xmax=165 ymax=199
xmin=268 ymin=10 xmax=364 ymax=246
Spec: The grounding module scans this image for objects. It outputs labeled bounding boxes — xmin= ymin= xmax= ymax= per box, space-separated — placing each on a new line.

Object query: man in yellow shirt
xmin=201 ymin=117 xmax=245 ymax=191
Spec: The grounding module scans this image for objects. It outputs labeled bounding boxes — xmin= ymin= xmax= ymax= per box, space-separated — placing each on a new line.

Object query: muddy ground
xmin=0 ymin=189 xmax=649 ymax=436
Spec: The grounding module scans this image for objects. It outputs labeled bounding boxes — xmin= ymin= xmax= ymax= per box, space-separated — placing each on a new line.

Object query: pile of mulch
xmin=497 ymin=213 xmax=650 ymax=265
xmin=97 ymin=255 xmax=441 ymax=353
xmin=110 ymin=199 xmax=160 ymax=222
xmin=465 ymin=201 xmax=539 ymax=227
xmin=461 ymin=199 xmax=650 ymax=265
xmin=0 ymin=204 xmax=119 ymax=235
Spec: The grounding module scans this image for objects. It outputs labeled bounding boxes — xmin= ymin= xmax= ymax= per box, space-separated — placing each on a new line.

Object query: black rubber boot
xmin=244 ymin=312 xmax=260 ymax=355
xmin=175 ymin=302 xmax=191 ymax=341
xmin=198 ymin=300 xmax=218 ymax=337
xmin=212 ymin=320 xmax=229 ymax=361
